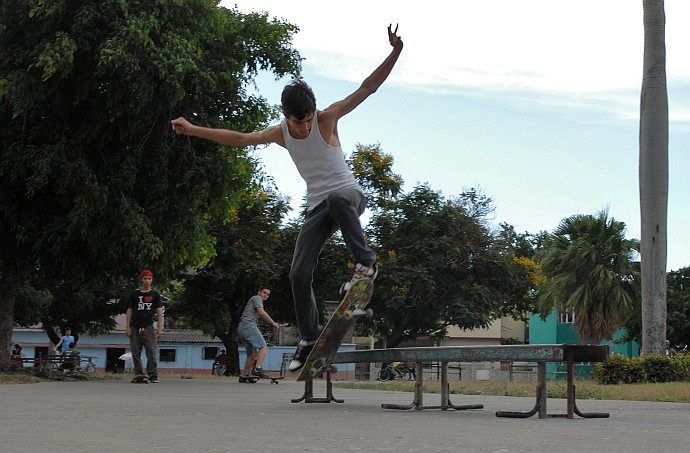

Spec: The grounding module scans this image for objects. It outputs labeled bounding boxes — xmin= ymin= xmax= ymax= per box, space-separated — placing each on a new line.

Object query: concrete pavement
xmin=1 ymin=377 xmax=689 ymax=452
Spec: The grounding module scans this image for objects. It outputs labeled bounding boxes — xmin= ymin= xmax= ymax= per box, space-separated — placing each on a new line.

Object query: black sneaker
xmin=149 ymin=376 xmax=159 ymax=383
xmin=287 ymin=340 xmax=317 ymax=372
xmin=251 ymin=367 xmax=271 ymax=379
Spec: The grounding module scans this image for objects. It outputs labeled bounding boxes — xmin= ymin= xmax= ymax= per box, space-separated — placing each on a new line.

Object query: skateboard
xmin=296 ymin=277 xmax=374 ymax=381
xmin=241 ymin=375 xmax=285 ymax=385
xmin=131 ymin=375 xmax=149 ymax=384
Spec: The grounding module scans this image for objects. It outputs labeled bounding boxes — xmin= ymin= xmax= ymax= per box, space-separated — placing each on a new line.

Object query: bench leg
xmin=291 ymin=370 xmax=344 ymax=404
xmin=442 ymin=362 xmax=483 ymax=411
xmin=382 ymin=361 xmax=423 ymax=410
xmin=382 ymin=362 xmax=483 ymax=412
xmin=554 ymin=360 xmax=608 ymax=418
xmin=567 ymin=360 xmax=608 ymax=418
xmin=496 ymin=362 xmax=547 ymax=418
xmin=496 ymin=361 xmax=609 ymax=419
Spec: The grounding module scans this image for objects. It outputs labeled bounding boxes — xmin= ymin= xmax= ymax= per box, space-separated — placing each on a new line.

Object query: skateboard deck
xmin=296 ymin=277 xmax=374 ymax=381
xmin=131 ymin=376 xmax=149 ymax=384
xmin=245 ymin=375 xmax=285 ymax=384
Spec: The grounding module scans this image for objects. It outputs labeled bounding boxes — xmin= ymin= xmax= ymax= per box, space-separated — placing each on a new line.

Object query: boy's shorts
xmin=238 ymin=321 xmax=267 ymax=356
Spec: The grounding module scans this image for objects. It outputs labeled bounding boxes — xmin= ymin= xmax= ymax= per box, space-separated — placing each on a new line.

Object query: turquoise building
xmin=529 ymin=311 xmax=640 ymax=379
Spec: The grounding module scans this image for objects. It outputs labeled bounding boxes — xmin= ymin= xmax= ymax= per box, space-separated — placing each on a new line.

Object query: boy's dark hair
xmin=258 ymin=285 xmax=271 ymax=292
xmin=281 ymin=79 xmax=316 ymax=120
xmin=68 ymin=342 xmax=76 ymax=348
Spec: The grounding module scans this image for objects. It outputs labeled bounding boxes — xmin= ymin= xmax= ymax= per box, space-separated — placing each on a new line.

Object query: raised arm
xmin=322 ymin=24 xmax=404 ymax=121
xmin=171 ymin=117 xmax=284 ymax=148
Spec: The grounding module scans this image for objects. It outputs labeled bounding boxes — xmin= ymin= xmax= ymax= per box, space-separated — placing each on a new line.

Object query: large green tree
xmin=168 ymin=183 xmax=293 ymax=375
xmin=538 ymin=211 xmax=640 ymax=343
xmin=366 ymin=185 xmax=533 ymax=347
xmin=639 ymin=0 xmax=668 ymax=355
xmin=0 ymin=0 xmax=301 ymax=368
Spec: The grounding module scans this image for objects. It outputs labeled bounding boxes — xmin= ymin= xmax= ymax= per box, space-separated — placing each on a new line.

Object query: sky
xmin=223 ymin=0 xmax=690 ymax=272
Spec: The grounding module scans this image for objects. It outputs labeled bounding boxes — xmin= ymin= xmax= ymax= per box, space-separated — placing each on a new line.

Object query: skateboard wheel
xmin=365 ymin=308 xmax=374 ymax=318
xmin=329 ymin=365 xmax=338 ymax=374
xmin=343 ymin=310 xmax=353 ymax=320
xmin=309 ymin=367 xmax=318 ymax=378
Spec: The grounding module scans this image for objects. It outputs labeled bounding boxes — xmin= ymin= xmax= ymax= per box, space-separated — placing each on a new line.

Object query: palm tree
xmin=538 ymin=211 xmax=640 ymax=343
xmin=639 ymin=0 xmax=668 ymax=355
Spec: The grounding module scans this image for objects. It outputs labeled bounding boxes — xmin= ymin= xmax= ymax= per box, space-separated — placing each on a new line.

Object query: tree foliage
xmin=0 ymin=0 xmax=301 ymax=368
xmin=537 ymin=210 xmax=640 ymax=343
xmin=166 ymin=182 xmax=293 ymax=375
xmin=348 ymin=143 xmax=403 ymax=211
xmin=365 ymin=184 xmax=534 ymax=347
xmin=665 ymin=267 xmax=690 ymax=350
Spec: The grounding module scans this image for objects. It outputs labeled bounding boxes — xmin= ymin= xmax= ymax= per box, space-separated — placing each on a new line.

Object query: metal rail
xmin=315 ymin=344 xmax=609 ymax=419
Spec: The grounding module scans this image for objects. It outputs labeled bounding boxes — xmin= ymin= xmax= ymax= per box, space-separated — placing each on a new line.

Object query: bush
xmin=592 ymin=353 xmax=641 ymax=384
xmin=670 ymin=353 xmax=690 ymax=380
xmin=640 ymin=354 xmax=676 ymax=383
xmin=593 ymin=352 xmax=690 ymax=384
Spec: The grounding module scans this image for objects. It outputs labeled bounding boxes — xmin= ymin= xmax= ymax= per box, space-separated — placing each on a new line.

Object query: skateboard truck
xmin=308 ymin=359 xmax=338 ymax=379
xmin=344 ymin=307 xmax=374 ymax=320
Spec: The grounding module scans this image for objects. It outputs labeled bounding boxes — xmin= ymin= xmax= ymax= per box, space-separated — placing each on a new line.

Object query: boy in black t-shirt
xmin=126 ymin=269 xmax=163 ymax=383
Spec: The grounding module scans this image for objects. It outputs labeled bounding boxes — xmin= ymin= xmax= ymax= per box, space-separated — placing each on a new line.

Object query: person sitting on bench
xmin=60 ymin=342 xmax=80 ymax=371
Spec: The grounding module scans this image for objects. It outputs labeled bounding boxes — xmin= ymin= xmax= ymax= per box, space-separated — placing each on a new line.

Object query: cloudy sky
xmin=223 ymin=0 xmax=690 ymax=271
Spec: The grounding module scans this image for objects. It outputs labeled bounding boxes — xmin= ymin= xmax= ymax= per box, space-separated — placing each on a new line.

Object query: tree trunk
xmin=639 ymin=0 xmax=668 ymax=355
xmin=217 ymin=332 xmax=240 ymax=376
xmin=0 ymin=276 xmax=18 ymax=371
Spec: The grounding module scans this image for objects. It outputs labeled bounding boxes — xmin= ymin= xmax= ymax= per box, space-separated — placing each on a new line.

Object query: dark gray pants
xmin=130 ymin=325 xmax=158 ymax=378
xmin=289 ymin=187 xmax=375 ymax=341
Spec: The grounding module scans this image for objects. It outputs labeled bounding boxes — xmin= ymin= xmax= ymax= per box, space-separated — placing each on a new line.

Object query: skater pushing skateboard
xmin=237 ymin=287 xmax=281 ymax=383
xmin=172 ymin=24 xmax=404 ymax=371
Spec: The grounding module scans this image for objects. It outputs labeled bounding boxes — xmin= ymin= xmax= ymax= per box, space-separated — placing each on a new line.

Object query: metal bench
xmin=293 ymin=344 xmax=610 ymax=419
xmin=14 ymin=354 xmax=81 ymax=372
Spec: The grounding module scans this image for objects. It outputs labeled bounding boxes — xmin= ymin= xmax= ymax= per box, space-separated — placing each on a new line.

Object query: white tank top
xmin=281 ymin=111 xmax=362 ymax=211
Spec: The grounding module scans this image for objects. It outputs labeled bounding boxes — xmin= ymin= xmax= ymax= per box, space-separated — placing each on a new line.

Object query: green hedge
xmin=592 ymin=353 xmax=690 ymax=384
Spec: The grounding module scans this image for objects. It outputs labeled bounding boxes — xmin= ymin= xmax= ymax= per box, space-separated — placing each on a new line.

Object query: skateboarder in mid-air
xmin=172 ymin=25 xmax=404 ymax=372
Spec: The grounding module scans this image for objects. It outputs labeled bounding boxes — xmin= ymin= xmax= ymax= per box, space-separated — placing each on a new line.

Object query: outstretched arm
xmin=257 ymin=307 xmax=280 ymax=330
xmin=171 ymin=117 xmax=284 ymax=147
xmin=322 ymin=24 xmax=404 ymax=120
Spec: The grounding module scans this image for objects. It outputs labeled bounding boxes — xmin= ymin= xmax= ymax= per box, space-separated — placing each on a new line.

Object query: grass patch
xmin=0 ymin=370 xmax=131 ymax=384
xmin=335 ymin=379 xmax=690 ymax=403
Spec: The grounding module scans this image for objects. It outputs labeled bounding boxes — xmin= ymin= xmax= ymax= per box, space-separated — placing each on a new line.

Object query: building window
xmin=203 ymin=347 xmax=219 ymax=360
xmin=159 ymin=348 xmax=176 ymax=362
xmin=558 ymin=309 xmax=575 ymax=323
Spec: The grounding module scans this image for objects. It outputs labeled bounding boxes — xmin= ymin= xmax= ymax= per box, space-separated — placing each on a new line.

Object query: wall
xmin=10 ymin=327 xmax=356 ymax=378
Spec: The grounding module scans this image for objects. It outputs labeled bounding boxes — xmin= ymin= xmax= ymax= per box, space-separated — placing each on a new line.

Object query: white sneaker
xmin=352 ymin=308 xmax=368 ymax=317
xmin=288 ymin=339 xmax=317 ymax=372
xmin=340 ymin=263 xmax=377 ymax=295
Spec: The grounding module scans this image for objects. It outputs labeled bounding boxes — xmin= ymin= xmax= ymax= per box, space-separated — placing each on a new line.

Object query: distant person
xmin=60 ymin=341 xmax=80 ymax=371
xmin=53 ymin=327 xmax=74 ymax=354
xmin=664 ymin=340 xmax=676 ymax=357
xmin=126 ymin=269 xmax=164 ymax=383
xmin=214 ymin=349 xmax=231 ymax=376
xmin=10 ymin=344 xmax=23 ymax=367
xmin=237 ymin=287 xmax=280 ymax=382
xmin=171 ymin=25 xmax=403 ymax=372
